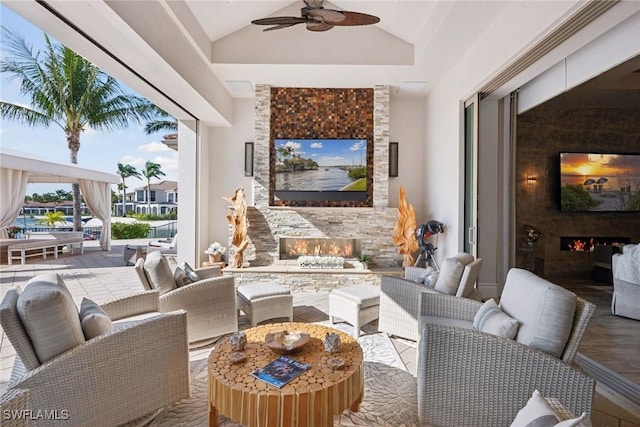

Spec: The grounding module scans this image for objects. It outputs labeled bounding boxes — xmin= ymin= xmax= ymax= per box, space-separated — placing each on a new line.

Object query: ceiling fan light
xmin=306 ymin=21 xmax=333 ymax=32
xmin=308 ymin=8 xmax=345 ymax=24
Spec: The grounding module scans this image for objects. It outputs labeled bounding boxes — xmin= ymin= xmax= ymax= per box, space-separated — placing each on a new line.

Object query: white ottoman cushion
xmin=238 ymin=283 xmax=291 ymax=302
xmin=331 ymin=284 xmax=380 ymax=308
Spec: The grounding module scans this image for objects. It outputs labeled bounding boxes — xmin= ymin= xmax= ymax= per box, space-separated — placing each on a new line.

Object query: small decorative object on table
xmin=204 ymin=241 xmax=226 ymax=263
xmin=264 ymin=330 xmax=310 ymax=353
xmin=228 ymin=352 xmax=247 ymax=364
xmin=229 ymin=331 xmax=247 ymax=351
xmin=324 ymin=332 xmax=341 ymax=353
xmin=326 ymin=357 xmax=346 ymax=371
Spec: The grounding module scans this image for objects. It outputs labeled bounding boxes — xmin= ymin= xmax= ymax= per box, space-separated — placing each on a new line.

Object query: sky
xmin=0 ymin=5 xmax=178 ymax=196
xmin=275 ymin=139 xmax=367 ymax=167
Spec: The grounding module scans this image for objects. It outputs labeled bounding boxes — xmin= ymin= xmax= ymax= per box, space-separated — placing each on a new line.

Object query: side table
xmin=208 ymin=322 xmax=364 ymax=427
xmin=202 ymin=261 xmax=226 ymax=269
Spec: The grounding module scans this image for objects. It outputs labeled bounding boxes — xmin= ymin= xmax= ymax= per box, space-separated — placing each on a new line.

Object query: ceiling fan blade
xmin=307 ymin=8 xmax=345 ymax=24
xmin=251 ymin=16 xmax=307 ymax=26
xmin=306 ymin=21 xmax=334 ymax=32
xmin=263 ymin=23 xmax=304 ymax=32
xmin=331 ymin=11 xmax=380 ymax=26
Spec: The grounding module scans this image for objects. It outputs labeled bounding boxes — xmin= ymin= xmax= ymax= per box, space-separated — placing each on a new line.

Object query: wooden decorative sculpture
xmin=392 ymin=186 xmax=419 ymax=267
xmin=222 ymin=187 xmax=249 ymax=268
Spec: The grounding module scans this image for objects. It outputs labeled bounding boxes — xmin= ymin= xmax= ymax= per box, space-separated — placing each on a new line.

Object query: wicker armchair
xmin=0 ymin=288 xmax=190 ymax=427
xmin=135 ymin=257 xmax=238 ymax=343
xmin=379 ymin=257 xmax=483 ymax=341
xmin=416 ymin=269 xmax=596 ymax=426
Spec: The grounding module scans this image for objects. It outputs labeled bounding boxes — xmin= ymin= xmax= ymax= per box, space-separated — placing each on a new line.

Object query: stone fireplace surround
xmin=225 ymin=85 xmax=403 ymax=289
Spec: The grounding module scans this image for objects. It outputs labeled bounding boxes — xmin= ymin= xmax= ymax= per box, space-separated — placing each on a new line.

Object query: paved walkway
xmin=1 ymin=241 xmax=638 ymax=425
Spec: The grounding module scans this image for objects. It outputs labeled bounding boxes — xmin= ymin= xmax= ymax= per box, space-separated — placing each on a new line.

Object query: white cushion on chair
xmin=237 ymin=282 xmax=291 ymax=302
xmin=16 ymin=274 xmax=85 ymax=363
xmin=143 ymin=251 xmax=177 ymax=295
xmin=79 ymin=298 xmax=113 ymax=340
xmin=500 ymin=269 xmax=576 ymax=358
xmin=434 ymin=253 xmax=474 ymax=295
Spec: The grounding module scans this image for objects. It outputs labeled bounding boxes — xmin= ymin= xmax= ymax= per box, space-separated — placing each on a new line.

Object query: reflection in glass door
xmin=464 ymin=95 xmax=479 ymax=256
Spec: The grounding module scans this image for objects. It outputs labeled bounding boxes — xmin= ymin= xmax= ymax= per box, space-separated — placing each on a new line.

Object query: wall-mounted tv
xmin=274 ymin=139 xmax=368 ymax=202
xmin=560 ymin=152 xmax=640 ymax=212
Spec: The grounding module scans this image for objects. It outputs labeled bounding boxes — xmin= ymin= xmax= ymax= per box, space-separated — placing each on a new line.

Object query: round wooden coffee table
xmin=208 ymin=322 xmax=364 ymax=427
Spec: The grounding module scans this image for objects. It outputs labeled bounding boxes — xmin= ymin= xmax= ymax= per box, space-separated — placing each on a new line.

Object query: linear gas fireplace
xmin=279 ymin=238 xmax=361 ymax=260
xmin=560 ymin=236 xmax=630 ymax=251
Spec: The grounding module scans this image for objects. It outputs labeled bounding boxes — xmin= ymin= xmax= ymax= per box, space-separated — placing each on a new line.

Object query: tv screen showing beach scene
xmin=560 ymin=152 xmax=640 ymax=212
xmin=274 ymin=139 xmax=368 ymax=194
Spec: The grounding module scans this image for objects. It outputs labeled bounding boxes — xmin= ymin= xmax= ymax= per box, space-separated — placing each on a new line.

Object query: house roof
xmin=135 ymin=180 xmax=178 ymax=192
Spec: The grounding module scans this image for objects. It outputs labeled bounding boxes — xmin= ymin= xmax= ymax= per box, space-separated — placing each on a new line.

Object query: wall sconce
xmin=526 ymin=174 xmax=537 ymax=185
xmin=244 ymin=142 xmax=254 ymax=177
xmin=389 ymin=142 xmax=399 ymax=177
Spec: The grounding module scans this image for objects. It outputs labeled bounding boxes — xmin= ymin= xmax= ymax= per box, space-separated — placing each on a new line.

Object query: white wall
xmin=204 ymin=98 xmax=255 ymax=262
xmin=389 ymin=96 xmax=426 ymax=217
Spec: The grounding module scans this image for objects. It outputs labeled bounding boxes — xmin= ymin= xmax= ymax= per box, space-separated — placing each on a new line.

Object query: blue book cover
xmin=251 ymin=355 xmax=311 ymax=388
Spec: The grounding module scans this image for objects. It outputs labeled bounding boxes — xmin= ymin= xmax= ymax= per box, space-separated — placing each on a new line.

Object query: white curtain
xmin=0 ymin=168 xmax=30 ymax=239
xmin=80 ymin=179 xmax=112 ymax=250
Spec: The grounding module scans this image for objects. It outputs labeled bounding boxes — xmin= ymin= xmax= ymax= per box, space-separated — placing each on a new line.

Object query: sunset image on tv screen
xmin=560 ymin=153 xmax=640 ymax=212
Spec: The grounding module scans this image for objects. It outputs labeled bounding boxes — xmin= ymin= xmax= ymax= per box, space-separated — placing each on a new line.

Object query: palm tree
xmin=142 ymin=161 xmax=166 ymax=213
xmin=37 ymin=211 xmax=67 ymax=227
xmin=0 ymin=28 xmax=159 ymax=231
xmin=144 ymin=105 xmax=177 ymax=135
xmin=117 ymin=163 xmax=142 ymax=217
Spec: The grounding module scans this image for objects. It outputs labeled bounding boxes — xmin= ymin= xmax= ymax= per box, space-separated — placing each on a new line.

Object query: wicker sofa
xmin=379 ymin=253 xmax=483 ymax=341
xmin=135 ymin=251 xmax=238 ymax=343
xmin=611 ymin=243 xmax=640 ymax=320
xmin=0 ymin=274 xmax=190 ymax=427
xmin=416 ymin=268 xmax=596 ymax=427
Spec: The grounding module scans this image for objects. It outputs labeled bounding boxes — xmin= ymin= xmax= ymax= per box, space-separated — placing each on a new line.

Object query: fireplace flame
xmin=285 ymin=238 xmax=354 ymax=257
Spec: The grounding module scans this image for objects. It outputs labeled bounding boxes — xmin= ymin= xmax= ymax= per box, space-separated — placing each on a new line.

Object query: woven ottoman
xmin=237 ymin=282 xmax=293 ymax=327
xmin=329 ymin=284 xmax=380 ymax=337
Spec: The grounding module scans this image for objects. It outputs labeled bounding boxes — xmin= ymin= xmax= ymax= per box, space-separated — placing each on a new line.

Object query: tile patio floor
xmin=1 ymin=239 xmax=638 ymax=426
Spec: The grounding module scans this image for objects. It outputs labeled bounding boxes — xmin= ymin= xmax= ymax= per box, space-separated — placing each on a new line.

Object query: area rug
xmin=149 ymin=322 xmax=419 ymax=427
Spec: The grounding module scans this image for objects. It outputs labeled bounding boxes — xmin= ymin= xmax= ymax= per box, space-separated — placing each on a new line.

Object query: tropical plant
xmin=142 ymin=161 xmax=166 ymax=212
xmin=37 ymin=211 xmax=67 ymax=227
xmin=143 ymin=105 xmax=177 ymax=135
xmin=0 ymin=28 xmax=159 ymax=231
xmin=117 ymin=163 xmax=142 ymax=217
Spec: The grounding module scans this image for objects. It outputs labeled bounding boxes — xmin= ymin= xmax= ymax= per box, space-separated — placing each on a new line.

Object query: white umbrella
xmin=83 ymin=218 xmax=103 ymax=227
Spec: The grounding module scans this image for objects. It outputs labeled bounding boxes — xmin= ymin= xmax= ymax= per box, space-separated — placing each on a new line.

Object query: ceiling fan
xmin=251 ymin=0 xmax=380 ymax=32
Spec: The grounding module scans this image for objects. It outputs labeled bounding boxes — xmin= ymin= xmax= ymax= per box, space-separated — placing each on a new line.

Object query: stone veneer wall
xmin=516 ymin=90 xmax=640 ymax=276
xmin=240 ymin=85 xmax=400 ymax=268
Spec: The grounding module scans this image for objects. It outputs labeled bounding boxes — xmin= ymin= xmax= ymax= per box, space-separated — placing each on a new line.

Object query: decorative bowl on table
xmin=264 ymin=330 xmax=310 ymax=353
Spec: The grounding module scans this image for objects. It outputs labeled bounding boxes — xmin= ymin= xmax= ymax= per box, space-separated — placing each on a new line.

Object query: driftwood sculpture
xmin=222 ymin=187 xmax=249 ymax=268
xmin=392 ymin=186 xmax=419 ymax=267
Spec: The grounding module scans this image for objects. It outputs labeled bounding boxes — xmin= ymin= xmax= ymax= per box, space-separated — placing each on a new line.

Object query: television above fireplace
xmin=274 ymin=139 xmax=369 ymax=203
xmin=559 ymin=152 xmax=640 ymax=212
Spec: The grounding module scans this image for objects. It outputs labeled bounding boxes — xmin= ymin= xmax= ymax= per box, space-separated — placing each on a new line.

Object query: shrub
xmin=111 ymin=222 xmax=151 ymax=239
xmin=560 ymin=185 xmax=598 ymax=211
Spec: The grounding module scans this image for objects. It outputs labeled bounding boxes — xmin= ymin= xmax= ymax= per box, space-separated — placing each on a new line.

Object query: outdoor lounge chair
xmin=147 ymin=233 xmax=178 ymax=254
xmin=378 ymin=253 xmax=483 ymax=341
xmin=0 ymin=274 xmax=190 ymax=427
xmin=135 ymin=251 xmax=238 ymax=344
xmin=416 ymin=268 xmax=596 ymax=426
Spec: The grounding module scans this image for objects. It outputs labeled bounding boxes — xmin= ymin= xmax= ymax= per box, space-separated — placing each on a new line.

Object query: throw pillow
xmin=79 ymin=298 xmax=113 ymax=340
xmin=510 ymin=390 xmax=559 ymax=427
xmin=16 ymin=273 xmax=85 ymax=363
xmin=181 ymin=262 xmax=200 ymax=283
xmin=173 ymin=266 xmax=194 ymax=287
xmin=473 ymin=298 xmax=519 ymax=339
xmin=413 ymin=266 xmax=436 ymax=287
xmin=433 ymin=257 xmax=466 ymax=295
xmin=554 ymin=412 xmax=591 ymax=427
xmin=143 ymin=251 xmax=177 ymax=295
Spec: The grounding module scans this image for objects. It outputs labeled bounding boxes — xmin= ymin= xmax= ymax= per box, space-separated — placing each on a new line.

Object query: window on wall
xmin=136 ymin=190 xmax=145 ymax=201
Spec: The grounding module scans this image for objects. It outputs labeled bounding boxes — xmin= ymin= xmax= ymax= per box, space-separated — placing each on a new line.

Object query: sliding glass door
xmin=464 ymin=95 xmax=479 ymax=257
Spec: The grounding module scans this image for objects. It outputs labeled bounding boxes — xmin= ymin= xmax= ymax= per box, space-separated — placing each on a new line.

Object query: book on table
xmin=251 ymin=355 xmax=311 ymax=388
